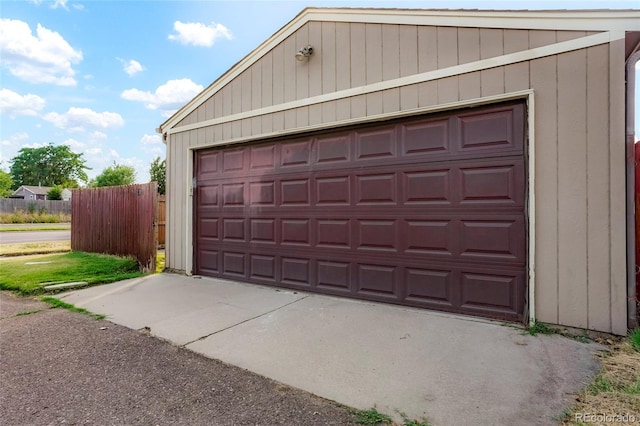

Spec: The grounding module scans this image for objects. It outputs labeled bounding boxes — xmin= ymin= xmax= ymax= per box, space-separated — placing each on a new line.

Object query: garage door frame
xmin=185 ymin=89 xmax=536 ymax=324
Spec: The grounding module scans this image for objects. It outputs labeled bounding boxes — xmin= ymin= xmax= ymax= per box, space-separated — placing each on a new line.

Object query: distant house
xmin=61 ymin=188 xmax=72 ymax=201
xmin=12 ymin=185 xmax=53 ymax=200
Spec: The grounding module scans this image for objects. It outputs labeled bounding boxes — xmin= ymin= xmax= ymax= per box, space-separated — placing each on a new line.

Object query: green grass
xmin=526 ymin=321 xmax=558 ymax=336
xmin=354 ymin=408 xmax=393 ymax=425
xmin=587 ymin=375 xmax=614 ymax=395
xmin=0 ymin=225 xmax=70 ymax=232
xmin=0 ymin=251 xmax=143 ymax=295
xmin=630 ymin=328 xmax=640 ymax=352
xmin=41 ymin=296 xmax=105 ymax=320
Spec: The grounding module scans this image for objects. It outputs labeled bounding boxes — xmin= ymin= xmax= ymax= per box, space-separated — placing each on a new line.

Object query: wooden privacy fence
xmin=0 ymin=199 xmax=71 ymax=215
xmin=71 ymin=183 xmax=158 ymax=272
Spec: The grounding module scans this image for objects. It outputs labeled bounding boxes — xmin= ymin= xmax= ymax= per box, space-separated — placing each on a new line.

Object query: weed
xmin=0 ymin=210 xmax=71 ymax=224
xmin=630 ymin=328 xmax=640 ymax=352
xmin=587 ymin=375 xmax=614 ymax=395
xmin=573 ymin=332 xmax=591 ymax=343
xmin=625 ymin=380 xmax=640 ymax=395
xmin=526 ymin=321 xmax=558 ymax=336
xmin=41 ymin=297 xmax=105 ymax=320
xmin=395 ymin=410 xmax=430 ymax=426
xmin=353 ymin=407 xmax=392 ymax=425
xmin=15 ymin=309 xmax=42 ymax=317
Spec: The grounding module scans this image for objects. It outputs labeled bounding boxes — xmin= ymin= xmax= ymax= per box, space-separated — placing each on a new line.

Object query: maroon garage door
xmin=194 ymin=101 xmax=526 ymax=321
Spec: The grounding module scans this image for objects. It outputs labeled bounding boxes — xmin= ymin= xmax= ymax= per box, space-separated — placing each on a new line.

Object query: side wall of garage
xmin=164 ymin=22 xmax=627 ymax=335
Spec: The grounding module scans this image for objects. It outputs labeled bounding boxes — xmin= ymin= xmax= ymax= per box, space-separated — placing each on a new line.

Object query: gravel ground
xmin=0 ymin=292 xmax=358 ymax=425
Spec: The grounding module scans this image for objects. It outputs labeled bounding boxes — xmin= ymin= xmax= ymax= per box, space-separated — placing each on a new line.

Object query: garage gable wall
xmin=163 ymin=9 xmax=639 ymax=335
xmin=173 ymin=26 xmax=589 ymax=131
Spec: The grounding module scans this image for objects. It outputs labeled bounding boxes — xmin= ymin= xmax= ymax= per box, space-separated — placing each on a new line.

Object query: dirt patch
xmin=563 ymin=341 xmax=640 ymax=425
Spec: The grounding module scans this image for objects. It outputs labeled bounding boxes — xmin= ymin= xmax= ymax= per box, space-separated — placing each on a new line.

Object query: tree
xmin=93 ymin=162 xmax=136 ymax=187
xmin=9 ymin=144 xmax=89 ymax=189
xmin=0 ymin=170 xmax=13 ymax=197
xmin=46 ymin=185 xmax=63 ymax=200
xmin=149 ymin=157 xmax=166 ymax=195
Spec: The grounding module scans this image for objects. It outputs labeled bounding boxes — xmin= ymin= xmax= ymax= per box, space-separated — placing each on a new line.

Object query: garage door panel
xmin=405 ymin=268 xmax=454 ymax=306
xmin=317 ymin=260 xmax=352 ymax=291
xmin=222 ymin=149 xmax=245 ymax=172
xmin=281 ymin=140 xmax=311 ymax=167
xmin=316 ymin=176 xmax=351 ymax=206
xmin=281 ymin=219 xmax=311 ymax=246
xmin=282 ymin=257 xmax=312 ymax=287
xmin=198 ymin=250 xmax=219 ymax=275
xmin=195 ymin=101 xmax=526 ymax=321
xmin=317 ymin=219 xmax=351 ymax=248
xmin=249 ymin=181 xmax=275 ymax=206
xmin=459 ymin=218 xmax=526 ymax=263
xmin=250 ymin=254 xmax=276 ymax=282
xmin=280 ymin=179 xmax=311 ymax=206
xmin=403 ymin=170 xmax=452 ymax=205
xmin=223 ymin=252 xmax=247 ymax=277
xmin=315 ymin=134 xmax=351 ymax=164
xmin=222 ymin=183 xmax=245 ymax=206
xmin=405 ymin=220 xmax=453 ymax=255
xmin=457 ymin=104 xmax=524 ymax=154
xmin=355 ymin=173 xmax=397 ymax=205
xmin=400 ymin=119 xmax=450 ymax=156
xmin=358 ymin=220 xmax=398 ymax=252
xmin=357 ymin=264 xmax=398 ymax=298
xmin=459 ymin=163 xmax=523 ymax=205
xmin=460 ymin=270 xmax=524 ymax=316
xmin=250 ymin=144 xmax=276 ymax=171
xmin=222 ymin=218 xmax=246 ymax=242
xmin=355 ymin=127 xmax=397 ymax=160
xmin=250 ymin=219 xmax=276 ymax=243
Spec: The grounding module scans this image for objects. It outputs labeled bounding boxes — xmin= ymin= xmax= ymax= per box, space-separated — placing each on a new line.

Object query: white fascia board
xmin=307 ymin=8 xmax=640 ymax=31
xmin=159 ymin=7 xmax=639 ymax=134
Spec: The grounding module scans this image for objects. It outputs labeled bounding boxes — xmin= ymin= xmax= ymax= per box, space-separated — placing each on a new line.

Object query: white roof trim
xmin=159 ymin=7 xmax=640 ymax=134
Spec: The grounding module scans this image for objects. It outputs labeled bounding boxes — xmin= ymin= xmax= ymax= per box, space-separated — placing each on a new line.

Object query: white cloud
xmin=0 ymin=89 xmax=46 ymax=117
xmin=90 ymin=131 xmax=107 ymax=140
xmin=118 ymin=58 xmax=144 ymax=77
xmin=43 ymin=107 xmax=124 ymax=132
xmin=168 ymin=21 xmax=232 ymax=47
xmin=121 ymin=78 xmax=203 ymax=116
xmin=51 ymin=0 xmax=68 ymax=9
xmin=140 ymin=134 xmax=162 ymax=145
xmin=0 ymin=19 xmax=82 ymax=86
xmin=1 ymin=132 xmax=29 ymax=147
xmin=61 ymin=138 xmax=85 ymax=150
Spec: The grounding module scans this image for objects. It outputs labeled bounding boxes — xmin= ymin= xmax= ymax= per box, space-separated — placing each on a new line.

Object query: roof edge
xmin=159 ymin=7 xmax=640 ymax=134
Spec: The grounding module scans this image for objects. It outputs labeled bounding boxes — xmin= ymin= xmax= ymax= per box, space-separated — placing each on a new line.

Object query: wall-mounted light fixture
xmin=295 ymin=45 xmax=313 ymax=61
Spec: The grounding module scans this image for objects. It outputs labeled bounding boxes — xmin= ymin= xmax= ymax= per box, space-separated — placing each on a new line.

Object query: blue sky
xmin=1 ymin=0 xmax=638 ymax=184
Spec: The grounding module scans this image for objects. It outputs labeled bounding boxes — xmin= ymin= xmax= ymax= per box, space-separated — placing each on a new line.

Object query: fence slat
xmin=71 ymin=183 xmax=157 ymax=272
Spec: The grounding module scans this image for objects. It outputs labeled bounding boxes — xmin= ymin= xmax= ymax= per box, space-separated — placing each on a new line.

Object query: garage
xmin=194 ymin=101 xmax=526 ymax=321
xmin=161 ymin=8 xmax=640 ymax=334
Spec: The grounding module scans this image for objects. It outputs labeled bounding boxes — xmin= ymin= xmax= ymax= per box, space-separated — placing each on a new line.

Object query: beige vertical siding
xmin=165 ymin=21 xmax=628 ymax=334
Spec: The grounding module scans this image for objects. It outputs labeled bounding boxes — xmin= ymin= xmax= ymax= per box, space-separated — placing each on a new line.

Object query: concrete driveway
xmin=61 ymin=274 xmax=604 ymax=425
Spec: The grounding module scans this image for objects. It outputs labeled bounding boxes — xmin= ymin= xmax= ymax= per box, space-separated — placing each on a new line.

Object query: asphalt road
xmin=0 ymin=230 xmax=70 ymax=244
xmin=0 ymin=292 xmax=357 ymax=426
